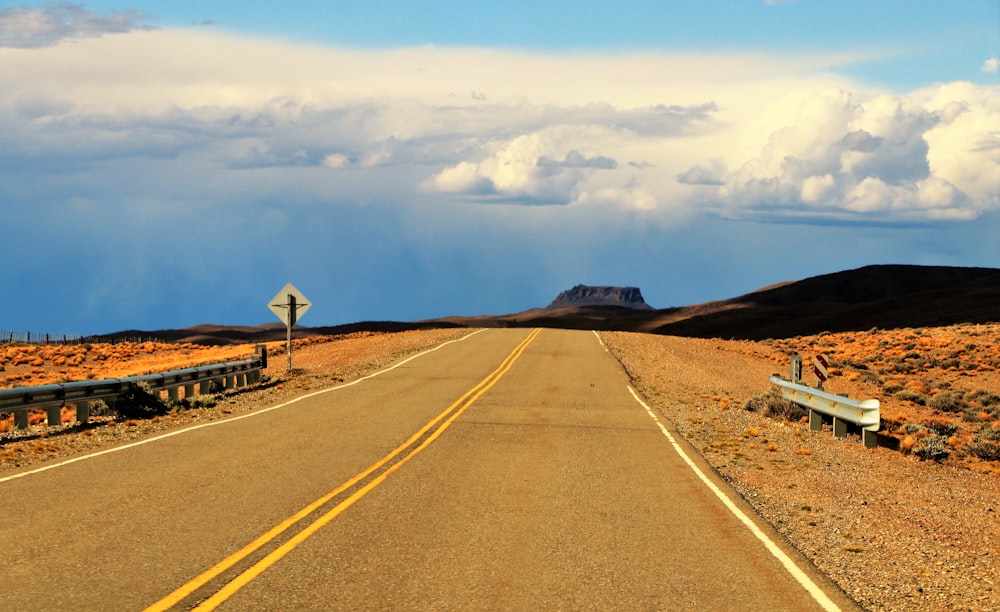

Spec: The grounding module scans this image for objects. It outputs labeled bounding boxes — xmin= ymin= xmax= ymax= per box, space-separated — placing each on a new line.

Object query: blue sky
xmin=1 ymin=1 xmax=998 ymax=335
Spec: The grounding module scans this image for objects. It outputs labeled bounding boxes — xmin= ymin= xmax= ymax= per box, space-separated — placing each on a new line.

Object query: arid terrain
xmin=2 ymin=324 xmax=998 ymax=610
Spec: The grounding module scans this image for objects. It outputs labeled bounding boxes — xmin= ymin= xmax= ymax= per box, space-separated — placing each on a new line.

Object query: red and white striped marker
xmin=813 ymin=354 xmax=829 ymax=384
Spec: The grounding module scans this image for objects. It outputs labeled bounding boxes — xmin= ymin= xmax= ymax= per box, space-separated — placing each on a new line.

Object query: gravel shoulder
xmin=601 ymin=331 xmax=998 ymax=612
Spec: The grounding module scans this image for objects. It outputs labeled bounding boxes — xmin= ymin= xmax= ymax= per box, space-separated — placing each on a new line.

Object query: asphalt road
xmin=0 ymin=328 xmax=857 ymax=610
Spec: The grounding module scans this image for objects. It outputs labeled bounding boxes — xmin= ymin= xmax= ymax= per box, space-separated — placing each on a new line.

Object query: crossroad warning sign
xmin=268 ymin=283 xmax=311 ymax=327
xmin=267 ymin=283 xmax=311 ymax=370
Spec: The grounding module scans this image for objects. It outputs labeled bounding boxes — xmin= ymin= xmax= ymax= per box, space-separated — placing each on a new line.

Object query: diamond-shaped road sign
xmin=268 ymin=283 xmax=311 ymax=327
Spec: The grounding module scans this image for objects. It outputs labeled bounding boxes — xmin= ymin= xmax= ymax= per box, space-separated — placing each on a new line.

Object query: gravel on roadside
xmin=600 ymin=331 xmax=999 ymax=612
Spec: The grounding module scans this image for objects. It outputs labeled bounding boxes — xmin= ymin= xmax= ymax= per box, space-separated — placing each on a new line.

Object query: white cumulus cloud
xmin=681 ymin=83 xmax=998 ymax=222
xmin=0 ymin=21 xmax=995 ymax=226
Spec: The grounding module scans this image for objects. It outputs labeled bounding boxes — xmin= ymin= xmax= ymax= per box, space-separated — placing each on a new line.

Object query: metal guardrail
xmin=0 ymin=355 xmax=264 ymax=430
xmin=768 ymin=375 xmax=881 ymax=448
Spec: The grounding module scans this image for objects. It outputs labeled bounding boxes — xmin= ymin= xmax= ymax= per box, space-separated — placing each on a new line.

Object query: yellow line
xmin=146 ymin=328 xmax=540 ymax=612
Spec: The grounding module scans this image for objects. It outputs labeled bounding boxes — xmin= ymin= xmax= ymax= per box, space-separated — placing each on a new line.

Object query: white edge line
xmin=591 ymin=330 xmax=607 ymax=351
xmin=0 ymin=330 xmax=486 ymax=485
xmin=626 ymin=385 xmax=841 ymax=612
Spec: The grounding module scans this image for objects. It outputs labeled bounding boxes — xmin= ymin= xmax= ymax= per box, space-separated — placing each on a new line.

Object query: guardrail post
xmin=862 ymin=429 xmax=878 ymax=449
xmin=14 ymin=409 xmax=28 ymax=429
xmin=168 ymin=386 xmax=180 ymax=402
xmin=199 ymin=380 xmax=213 ymax=395
xmin=184 ymin=383 xmax=196 ymax=399
xmin=46 ymin=405 xmax=62 ymax=426
xmin=808 ymin=409 xmax=823 ymax=431
xmin=833 ymin=417 xmax=848 ymax=438
xmin=76 ymin=400 xmax=90 ymax=424
xmin=236 ymin=373 xmax=246 ymax=388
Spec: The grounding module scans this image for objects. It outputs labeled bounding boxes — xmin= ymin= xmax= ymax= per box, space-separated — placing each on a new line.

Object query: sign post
xmin=267 ymin=283 xmax=311 ymax=370
xmin=789 ymin=353 xmax=803 ymax=383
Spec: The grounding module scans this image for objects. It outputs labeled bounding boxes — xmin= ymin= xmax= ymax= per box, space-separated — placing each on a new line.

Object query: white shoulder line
xmin=627 ymin=385 xmax=841 ymax=612
xmin=0 ymin=330 xmax=485 ymax=485
xmin=591 ymin=329 xmax=607 ymax=350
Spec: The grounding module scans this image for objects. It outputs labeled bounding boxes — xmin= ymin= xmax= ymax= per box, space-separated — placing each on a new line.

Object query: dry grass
xmin=743 ymin=322 xmax=1000 ymax=472
xmin=0 ymin=341 xmax=263 ymax=389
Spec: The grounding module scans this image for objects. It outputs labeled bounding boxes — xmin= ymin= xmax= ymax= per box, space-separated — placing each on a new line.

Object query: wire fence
xmin=0 ymin=330 xmax=163 ymax=345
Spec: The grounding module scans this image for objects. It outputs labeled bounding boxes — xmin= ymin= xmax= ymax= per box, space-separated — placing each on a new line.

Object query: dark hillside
xmin=102 ymin=265 xmax=1000 ymax=344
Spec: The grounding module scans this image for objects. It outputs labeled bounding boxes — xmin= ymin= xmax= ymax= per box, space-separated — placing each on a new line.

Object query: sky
xmin=1 ymin=1 xmax=998 ymax=335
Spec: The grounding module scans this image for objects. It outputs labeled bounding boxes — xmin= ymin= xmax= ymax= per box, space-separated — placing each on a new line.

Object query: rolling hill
xmin=99 ymin=265 xmax=1000 ymax=344
xmin=435 ymin=264 xmax=1000 ymax=340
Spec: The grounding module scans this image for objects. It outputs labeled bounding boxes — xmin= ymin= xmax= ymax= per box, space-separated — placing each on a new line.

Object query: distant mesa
xmin=97 ymin=264 xmax=1000 ymax=345
xmin=547 ymin=285 xmax=653 ymax=311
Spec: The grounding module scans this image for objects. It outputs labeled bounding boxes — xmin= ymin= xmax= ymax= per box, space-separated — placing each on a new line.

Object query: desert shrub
xmin=883 ymin=383 xmax=904 ymax=395
xmin=189 ymin=395 xmax=217 ymax=409
xmin=913 ymin=435 xmax=950 ymax=461
xmin=902 ymin=423 xmax=926 ymax=434
xmin=895 ymin=389 xmax=927 ymax=405
xmin=108 ymin=382 xmax=171 ymax=420
xmin=967 ymin=390 xmax=1000 ymax=408
xmin=164 ymin=393 xmax=217 ymax=412
xmin=840 ymin=359 xmax=868 ymax=370
xmin=967 ymin=438 xmax=1000 ymax=462
xmin=922 ymin=419 xmax=958 ymax=437
xmin=980 ymin=425 xmax=1000 ymax=441
xmin=928 ymin=392 xmax=968 ymax=414
xmin=860 ymin=372 xmax=881 ymax=384
xmin=961 ymin=407 xmax=986 ymax=422
xmin=891 ymin=362 xmax=915 ymax=374
xmin=87 ymin=399 xmax=114 ymax=417
xmin=744 ymin=392 xmax=807 ymax=421
xmin=935 ymin=358 xmax=961 ymax=370
xmin=743 ymin=393 xmax=771 ymax=412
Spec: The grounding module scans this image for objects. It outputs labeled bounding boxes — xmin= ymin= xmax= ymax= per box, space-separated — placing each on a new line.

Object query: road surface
xmin=0 ymin=328 xmax=856 ymax=610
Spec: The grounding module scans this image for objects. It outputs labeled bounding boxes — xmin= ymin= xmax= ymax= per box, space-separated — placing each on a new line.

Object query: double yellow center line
xmin=147 ymin=328 xmax=541 ymax=611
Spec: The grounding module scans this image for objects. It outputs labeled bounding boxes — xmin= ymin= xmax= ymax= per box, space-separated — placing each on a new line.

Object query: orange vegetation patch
xmin=0 ymin=340 xmax=269 ymax=389
xmin=723 ymin=322 xmax=1000 ymax=472
xmin=0 ymin=331 xmax=415 ymax=392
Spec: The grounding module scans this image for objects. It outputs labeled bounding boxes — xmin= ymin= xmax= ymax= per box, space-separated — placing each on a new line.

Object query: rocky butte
xmin=546 ymin=285 xmax=654 ymax=310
